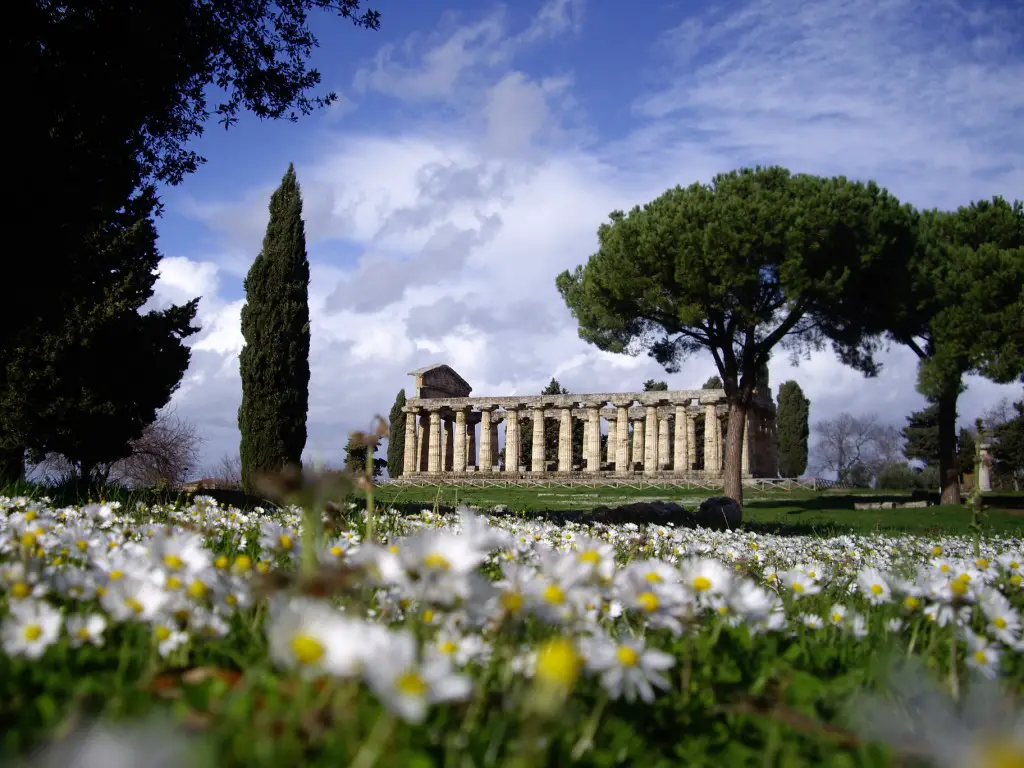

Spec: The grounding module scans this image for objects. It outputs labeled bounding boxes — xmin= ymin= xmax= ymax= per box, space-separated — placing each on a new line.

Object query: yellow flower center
xmin=423 ymin=552 xmax=450 ymax=570
xmin=256 ymin=561 xmax=270 ymax=574
xmin=870 ymin=584 xmax=884 ymax=595
xmin=215 ymin=555 xmax=229 ymax=569
xmin=535 ymin=637 xmax=580 ymax=687
xmin=974 ymin=650 xmax=989 ymax=665
xmin=25 ymin=511 xmax=37 ymax=521
xmin=438 ymin=640 xmax=458 ymax=655
xmin=940 ymin=564 xmax=950 ymax=573
xmin=166 ymin=576 xmax=183 ymax=591
xmin=637 ymin=591 xmax=659 ymax=612
xmin=1011 ymin=574 xmax=1022 ymax=587
xmin=994 ymin=617 xmax=1008 ymax=629
xmin=645 ymin=571 xmax=663 ymax=583
xmin=76 ymin=540 xmax=89 ymax=552
xmin=155 ymin=626 xmax=171 ymax=641
xmin=388 ymin=545 xmax=400 ymax=554
xmin=21 ymin=532 xmax=37 ymax=549
xmin=234 ymin=555 xmax=252 ymax=572
xmin=225 ymin=594 xmax=238 ymax=606
xmin=501 ymin=591 xmax=524 ymax=613
xmin=23 ymin=624 xmax=42 ymax=642
xmin=976 ymin=558 xmax=990 ymax=570
xmin=125 ymin=597 xmax=144 ymax=614
xmin=951 ymin=580 xmax=968 ymax=597
xmin=11 ymin=582 xmax=30 ymax=599
xmin=163 ymin=554 xmax=184 ymax=570
xmin=977 ymin=740 xmax=1024 ymax=768
xmin=904 ymin=596 xmax=920 ymax=610
xmin=932 ymin=546 xmax=942 ymax=556
xmin=330 ymin=546 xmax=343 ymax=557
xmin=957 ymin=573 xmax=971 ymax=584
xmin=616 ymin=645 xmax=639 ymax=667
xmin=76 ymin=628 xmax=90 ymax=641
xmin=831 ymin=612 xmax=843 ymax=623
xmin=578 ymin=550 xmax=601 ymax=565
xmin=692 ymin=576 xmax=712 ymax=592
xmin=188 ymin=580 xmax=208 ymax=600
xmin=290 ymin=633 xmax=325 ymax=666
xmin=109 ymin=570 xmax=124 ymax=581
xmin=792 ymin=582 xmax=805 ymax=594
xmin=396 ymin=671 xmax=427 ymax=696
xmin=543 ymin=584 xmax=565 ymax=605
xmin=279 ymin=535 xmax=293 ymax=551
xmin=422 ymin=610 xmax=435 ymax=623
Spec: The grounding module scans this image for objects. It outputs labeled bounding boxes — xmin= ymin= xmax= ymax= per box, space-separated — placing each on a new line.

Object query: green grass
xmin=376 ymin=484 xmax=1024 ymax=536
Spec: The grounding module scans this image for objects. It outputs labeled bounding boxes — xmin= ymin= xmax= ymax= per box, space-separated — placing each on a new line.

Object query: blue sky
xmin=145 ymin=0 xmax=1024 ymax=475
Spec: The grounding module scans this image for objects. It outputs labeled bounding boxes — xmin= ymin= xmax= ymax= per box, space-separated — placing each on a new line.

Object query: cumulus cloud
xmin=156 ymin=0 xmax=1023 ymax=474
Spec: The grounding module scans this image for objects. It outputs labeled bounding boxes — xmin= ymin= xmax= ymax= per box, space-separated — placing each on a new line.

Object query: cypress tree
xmin=238 ymin=164 xmax=311 ymax=492
xmin=776 ymin=380 xmax=810 ymax=477
xmin=387 ymin=389 xmax=407 ymax=477
xmin=902 ymin=403 xmax=941 ymax=468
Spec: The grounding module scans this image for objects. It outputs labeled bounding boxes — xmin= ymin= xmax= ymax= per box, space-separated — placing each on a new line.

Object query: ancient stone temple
xmin=397 ymin=364 xmax=779 ymax=481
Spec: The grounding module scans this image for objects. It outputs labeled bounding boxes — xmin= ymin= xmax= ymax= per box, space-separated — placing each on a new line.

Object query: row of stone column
xmin=401 ymin=402 xmax=747 ymax=475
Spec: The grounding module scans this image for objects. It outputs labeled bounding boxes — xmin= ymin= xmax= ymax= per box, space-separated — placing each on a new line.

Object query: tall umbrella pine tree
xmin=557 ymin=168 xmax=918 ymax=504
xmin=238 ymin=164 xmax=311 ymax=492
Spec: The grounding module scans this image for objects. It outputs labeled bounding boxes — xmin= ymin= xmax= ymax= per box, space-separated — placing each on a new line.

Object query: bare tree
xmin=210 ymin=453 xmax=243 ymax=487
xmin=981 ymin=397 xmax=1016 ymax=431
xmin=812 ymin=412 xmax=905 ymax=484
xmin=27 ymin=407 xmax=201 ymax=488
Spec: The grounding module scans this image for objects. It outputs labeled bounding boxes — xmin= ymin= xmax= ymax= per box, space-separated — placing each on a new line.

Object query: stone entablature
xmin=398 ymin=366 xmax=779 ymax=480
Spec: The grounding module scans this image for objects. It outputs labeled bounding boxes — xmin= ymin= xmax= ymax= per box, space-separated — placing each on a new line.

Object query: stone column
xmin=673 ymin=404 xmax=689 ymax=471
xmin=478 ymin=408 xmax=493 ymax=472
xmin=454 ymin=409 xmax=467 ymax=473
xmin=428 ymin=410 xmax=443 ymax=473
xmin=644 ymin=405 xmax=659 ymax=472
xmin=531 ymin=406 xmax=546 ymax=472
xmin=402 ymin=406 xmax=419 ymax=475
xmin=703 ymin=404 xmax=717 ymax=475
xmin=557 ymin=407 xmax=573 ymax=472
xmin=613 ymin=402 xmax=631 ymax=472
xmin=687 ymin=413 xmax=697 ymax=470
xmin=467 ymin=420 xmax=476 ymax=470
xmin=658 ymin=413 xmax=671 ymax=470
xmin=505 ymin=407 xmax=521 ymax=472
xmin=586 ymin=404 xmax=601 ymax=472
xmin=631 ymin=417 xmax=644 ymax=471
xmin=582 ymin=417 xmax=591 ymax=468
xmin=444 ymin=418 xmax=454 ymax=471
xmin=491 ymin=416 xmax=502 ymax=471
xmin=979 ymin=438 xmax=993 ymax=492
xmin=714 ymin=411 xmax=724 ymax=473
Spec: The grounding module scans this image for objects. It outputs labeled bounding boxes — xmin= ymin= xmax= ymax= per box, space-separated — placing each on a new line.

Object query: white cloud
xmin=159 ymin=0 xmax=1023 ymax=475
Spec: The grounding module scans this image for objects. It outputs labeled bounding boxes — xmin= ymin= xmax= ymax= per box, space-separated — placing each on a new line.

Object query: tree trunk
xmin=936 ymin=386 xmax=961 ymax=505
xmin=722 ymin=400 xmax=747 ymax=504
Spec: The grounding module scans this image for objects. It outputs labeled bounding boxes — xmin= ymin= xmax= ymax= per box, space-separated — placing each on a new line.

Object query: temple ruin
xmin=395 ymin=364 xmax=779 ymax=481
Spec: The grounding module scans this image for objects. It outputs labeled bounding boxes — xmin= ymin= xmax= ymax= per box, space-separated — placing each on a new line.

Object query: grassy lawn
xmin=376 ymin=483 xmax=1024 ymax=536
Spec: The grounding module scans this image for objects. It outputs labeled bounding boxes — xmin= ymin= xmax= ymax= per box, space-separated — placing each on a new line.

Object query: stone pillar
xmin=631 ymin=417 xmax=644 ymax=471
xmin=673 ymin=404 xmax=689 ymax=471
xmin=558 ymin=407 xmax=573 ymax=472
xmin=586 ymin=405 xmax=601 ymax=472
xmin=402 ymin=406 xmax=419 ymax=475
xmin=644 ymin=405 xmax=659 ymax=472
xmin=531 ymin=407 xmax=546 ymax=472
xmin=454 ymin=409 xmax=467 ymax=473
xmin=505 ymin=407 xmax=521 ymax=472
xmin=703 ymin=404 xmax=717 ymax=475
xmin=467 ymin=420 xmax=476 ymax=470
xmin=614 ymin=402 xmax=631 ymax=472
xmin=979 ymin=439 xmax=993 ymax=492
xmin=479 ymin=408 xmax=493 ymax=472
xmin=444 ymin=418 xmax=454 ymax=471
xmin=428 ymin=410 xmax=442 ymax=473
xmin=658 ymin=413 xmax=671 ymax=470
xmin=715 ymin=412 xmax=724 ymax=473
xmin=582 ymin=417 xmax=591 ymax=468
